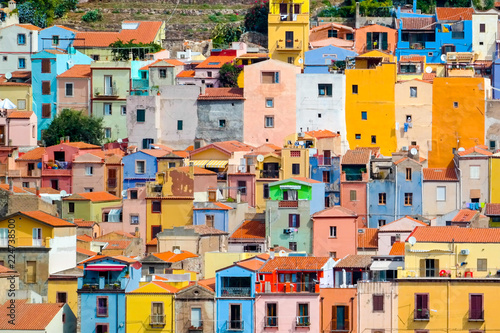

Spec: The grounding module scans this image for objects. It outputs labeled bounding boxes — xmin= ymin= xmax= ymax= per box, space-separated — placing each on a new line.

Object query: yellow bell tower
xmin=268 ymin=0 xmax=310 ymax=68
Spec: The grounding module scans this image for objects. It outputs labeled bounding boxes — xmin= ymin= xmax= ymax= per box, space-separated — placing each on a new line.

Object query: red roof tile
xmin=422 ymin=72 xmax=436 ymax=81
xmin=140 ymin=58 xmax=185 ymax=70
xmin=389 ymin=241 xmax=405 ymax=255
xmin=236 ymin=258 xmax=267 ymax=271
xmin=213 ymin=202 xmax=233 ymax=210
xmin=177 ymin=70 xmax=195 ymax=78
xmin=14 ymin=24 xmax=42 ymax=31
xmin=342 ymin=149 xmax=370 ymax=165
xmin=198 ymin=277 xmax=215 ymax=292
xmin=238 ymin=53 xmax=269 ymax=59
xmin=196 ymin=55 xmax=235 ymax=69
xmin=452 ymin=209 xmax=478 ymax=222
xmin=190 ymin=140 xmax=255 ymax=157
xmin=0 ymin=184 xmax=28 ymax=193
xmin=457 ymin=145 xmax=492 ymax=157
xmin=152 ymin=250 xmax=198 ymax=263
xmin=0 ymin=264 xmax=18 ymax=277
xmin=77 ymin=234 xmax=93 ymax=242
xmin=260 ymin=257 xmax=330 ymax=272
xmin=0 ymin=300 xmax=63 ymax=330
xmin=400 ymin=17 xmax=435 ymax=30
xmin=184 ymin=225 xmax=228 ymax=235
xmin=313 ymin=206 xmax=357 ymax=218
xmin=408 ymin=226 xmax=500 ymax=243
xmin=435 ymin=7 xmax=474 ymax=21
xmin=230 ymin=220 xmax=265 ymax=239
xmin=73 ymin=220 xmax=95 ymax=227
xmin=335 ymin=254 xmax=373 ymax=268
xmin=146 ymin=238 xmax=158 ymax=245
xmin=70 ymin=191 xmax=121 ymax=202
xmin=7 ymin=111 xmax=33 ymax=119
xmin=358 ymin=228 xmax=378 ymax=249
xmin=77 ymin=247 xmax=97 ymax=256
xmin=423 ymin=168 xmax=458 ymax=181
xmin=141 ymin=149 xmax=170 ymax=158
xmin=20 ymin=211 xmax=75 ymax=227
xmin=485 ymin=203 xmax=500 ymax=216
xmin=305 ymin=129 xmax=340 ymax=139
xmin=175 ymin=166 xmax=216 ymax=175
xmin=16 ymin=147 xmax=45 ymax=161
xmin=57 ymin=64 xmax=91 ymax=78
xmin=103 ymin=240 xmax=132 ymax=250
xmin=198 ymin=88 xmax=244 ymax=100
xmin=290 ymin=177 xmax=322 ymax=184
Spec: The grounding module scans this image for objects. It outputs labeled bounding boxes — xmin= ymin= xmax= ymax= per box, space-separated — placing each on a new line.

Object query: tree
xmin=211 ymin=23 xmax=245 ymax=49
xmin=42 ymin=109 xmax=104 ymax=146
xmin=244 ymin=0 xmax=269 ymax=34
xmin=109 ymin=39 xmax=163 ymax=61
xmin=218 ymin=63 xmax=243 ymax=87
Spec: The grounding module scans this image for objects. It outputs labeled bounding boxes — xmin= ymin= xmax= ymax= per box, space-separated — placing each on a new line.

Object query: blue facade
xmin=193 ymin=208 xmax=229 ymax=232
xmin=493 ymin=59 xmax=500 ymax=99
xmin=78 ymin=257 xmax=142 ymax=333
xmin=310 ymin=181 xmax=326 ymax=215
xmin=131 ymin=60 xmax=152 ymax=96
xmin=38 ymin=26 xmax=76 ymax=51
xmin=31 ymin=50 xmax=92 ymax=138
xmin=216 ymin=265 xmax=256 ymax=333
xmin=304 ymin=45 xmax=357 ymax=74
xmin=122 ymin=150 xmax=159 ymax=191
xmin=310 ymin=155 xmax=341 ymax=206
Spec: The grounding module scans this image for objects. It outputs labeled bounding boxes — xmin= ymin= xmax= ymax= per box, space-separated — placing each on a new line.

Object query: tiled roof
xmin=54 ymin=25 xmax=79 ymax=33
xmin=451 ymin=209 xmax=478 ymax=222
xmin=196 ymin=55 xmax=235 ymax=69
xmin=400 ymin=17 xmax=435 ymax=30
xmin=358 ymin=229 xmax=378 ymax=249
xmin=0 ymin=184 xmax=28 ymax=193
xmin=335 ymin=254 xmax=373 ymax=268
xmin=381 ymin=216 xmax=427 ymax=230
xmin=190 ymin=140 xmax=254 ymax=156
xmin=77 ymin=247 xmax=97 ymax=256
xmin=16 ymin=147 xmax=45 ymax=160
xmin=0 ymin=264 xmax=18 ymax=276
xmin=67 ymin=191 xmax=121 ymax=202
xmin=341 ymin=149 xmax=370 ymax=165
xmin=389 ymin=241 xmax=405 ymax=255
xmin=238 ymin=53 xmax=269 ymax=58
xmin=141 ymin=149 xmax=170 ymax=158
xmin=77 ymin=234 xmax=93 ymax=242
xmin=435 ymin=7 xmax=474 ymax=21
xmin=408 ymin=226 xmax=500 ymax=243
xmin=485 ymin=203 xmax=500 ymax=216
xmin=422 ymin=72 xmax=436 ymax=81
xmin=64 ymin=142 xmax=101 ymax=149
xmin=400 ymin=55 xmax=426 ymax=62
xmin=14 ymin=24 xmax=42 ymax=31
xmin=313 ymin=206 xmax=357 ymax=218
xmin=305 ymin=129 xmax=340 ymax=139
xmin=184 ymin=225 xmax=228 ymax=235
xmin=457 ymin=145 xmax=492 ymax=157
xmin=260 ymin=257 xmax=330 ymax=272
xmin=236 ymin=258 xmax=266 ymax=271
xmin=20 ymin=211 xmax=74 ymax=227
xmin=146 ymin=238 xmax=158 ymax=245
xmin=95 ymin=230 xmax=136 ymax=240
xmin=7 ymin=111 xmax=33 ymax=119
xmin=172 ymin=150 xmax=189 ymax=158
xmin=80 ymin=255 xmax=137 ymax=264
xmin=176 ymin=70 xmax=195 ymax=78
xmin=152 ymin=250 xmax=198 ymax=263
xmin=175 ymin=166 xmax=216 ymax=175
xmin=273 ymin=246 xmax=292 ymax=253
xmin=198 ymin=277 xmax=215 ymax=292
xmin=198 ymin=87 xmax=244 ymax=100
xmin=290 ymin=177 xmax=322 ymax=184
xmin=230 ymin=220 xmax=265 ymax=239
xmin=103 ymin=240 xmax=132 ymax=250
xmin=111 ymin=255 xmax=138 ymax=263
xmin=141 ymin=58 xmax=185 ymax=70
xmin=0 ymin=71 xmax=31 ymax=86
xmin=57 ymin=64 xmax=91 ymax=78
xmin=129 ymin=281 xmax=179 ymax=293
xmin=423 ymin=168 xmax=458 ymax=181
xmin=0 ymin=300 xmax=63 ymax=330
xmin=213 ymin=202 xmax=233 ymax=210
xmin=73 ymin=220 xmax=95 ymax=227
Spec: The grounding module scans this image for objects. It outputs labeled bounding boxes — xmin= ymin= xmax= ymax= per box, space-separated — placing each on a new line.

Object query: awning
xmin=280 ymin=185 xmax=301 ymax=190
xmin=370 ymin=260 xmax=404 ymax=271
xmin=86 ymin=264 xmax=126 ymax=271
xmin=190 ymin=160 xmax=209 ymax=167
xmin=206 ymin=160 xmax=228 ymax=168
xmin=108 ymin=209 xmax=122 ymax=222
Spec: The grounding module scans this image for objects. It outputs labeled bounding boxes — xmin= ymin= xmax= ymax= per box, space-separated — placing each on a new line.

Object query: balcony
xmin=469 ymin=310 xmax=484 ymax=321
xmin=221 ymin=287 xmax=251 ymax=297
xmin=94 ymin=87 xmax=119 ymax=99
xmin=107 ymin=178 xmax=117 ymax=188
xmin=275 ymin=40 xmax=303 ymax=51
xmin=43 ymin=161 xmax=72 ymax=176
xmin=317 ymin=156 xmax=332 ymax=166
xmin=150 ymin=314 xmax=166 ymax=326
xmin=8 ymin=169 xmax=20 ymax=177
xmin=330 ymin=320 xmax=349 ymax=333
xmin=447 ymin=68 xmax=474 ymax=77
xmin=260 ymin=170 xmax=279 ymax=179
xmin=341 ymin=172 xmax=368 ymax=182
xmin=217 ymin=172 xmax=227 ymax=181
xmin=227 ymin=320 xmax=244 ymax=331
xmin=78 ymin=276 xmax=126 ymax=291
xmin=188 ymin=321 xmax=203 ymax=332
xmin=414 ymin=308 xmax=430 ymax=321
xmin=278 ymin=200 xmax=298 ymax=208
xmin=0 ymin=237 xmax=47 ymax=247
xmin=265 ymin=316 xmax=278 ymax=328
xmin=296 ymin=316 xmax=310 ymax=327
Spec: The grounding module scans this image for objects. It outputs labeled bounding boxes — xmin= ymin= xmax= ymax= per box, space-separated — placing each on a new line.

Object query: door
xmin=323 ymin=150 xmax=331 ymax=165
xmin=285 ymin=31 xmax=294 ymax=48
xmin=104 ymin=75 xmax=113 ymax=95
xmin=50 ymin=179 xmax=59 ymax=190
xmin=152 ymin=302 xmax=164 ymax=324
xmin=32 ymin=228 xmax=42 ymax=246
xmin=26 ymin=261 xmax=36 ymax=283
xmin=108 ymin=168 xmax=117 ymax=188
xmin=0 ymin=126 xmax=5 ymax=145
xmin=230 ymin=304 xmax=241 ymax=329
xmin=191 ymin=308 xmax=202 ymax=328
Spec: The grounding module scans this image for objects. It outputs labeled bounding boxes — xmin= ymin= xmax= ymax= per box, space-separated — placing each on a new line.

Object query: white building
xmin=472 ymin=12 xmax=498 ymax=61
xmin=0 ymin=23 xmax=40 ymax=75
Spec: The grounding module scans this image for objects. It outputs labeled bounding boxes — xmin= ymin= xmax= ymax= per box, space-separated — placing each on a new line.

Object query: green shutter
xmin=366 ymin=32 xmax=373 ymax=50
xmin=382 ymin=32 xmax=388 ymax=50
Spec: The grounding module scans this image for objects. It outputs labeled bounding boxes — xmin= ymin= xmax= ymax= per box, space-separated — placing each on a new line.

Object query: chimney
xmin=270 ymin=247 xmax=275 ymax=259
xmin=60 ymin=137 xmax=64 ymax=144
xmin=8 ymin=0 xmax=16 ymax=11
xmin=9 ymin=180 xmax=13 ymax=193
xmin=65 ymin=136 xmax=70 ymax=143
xmin=200 ymin=84 xmax=206 ymax=95
xmin=35 ymin=186 xmax=40 ymax=197
xmin=189 ymin=161 xmax=194 ymax=175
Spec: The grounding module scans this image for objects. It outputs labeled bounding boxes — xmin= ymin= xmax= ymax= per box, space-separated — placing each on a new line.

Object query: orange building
xmin=354 ymin=24 xmax=398 ymax=55
xmin=428 ymin=77 xmax=487 ymax=167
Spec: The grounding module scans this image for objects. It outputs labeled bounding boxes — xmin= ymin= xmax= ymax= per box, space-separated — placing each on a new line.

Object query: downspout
xmin=320 ymin=297 xmax=324 ymax=333
xmin=350 ymin=296 xmax=355 ymax=333
xmin=390 ymin=287 xmax=393 ymax=333
xmin=394 ymin=164 xmax=398 ymax=221
xmin=457 ymin=161 xmax=462 ymax=209
xmin=447 ymin=279 xmax=450 ymax=331
xmin=171 ymin=295 xmax=174 ymax=333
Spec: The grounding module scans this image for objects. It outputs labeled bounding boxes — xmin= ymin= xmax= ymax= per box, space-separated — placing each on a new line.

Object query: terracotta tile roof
xmin=423 ymin=168 xmax=458 ymax=181
xmin=141 ymin=58 xmax=185 ymax=70
xmin=230 ymin=220 xmax=265 ymax=239
xmin=64 ymin=142 xmax=101 ymax=149
xmin=175 ymin=166 xmax=216 ymax=175
xmin=73 ymin=220 xmax=95 ymax=227
xmin=408 ymin=226 xmax=500 ymax=243
xmin=452 ymin=209 xmax=478 ymax=222
xmin=212 ymin=202 xmax=233 ymax=210
xmin=7 ymin=111 xmax=33 ymax=119
xmin=54 ymin=25 xmax=79 ymax=33
xmin=0 ymin=300 xmax=63 ymax=330
xmin=172 ymin=150 xmax=189 ymax=158
xmin=389 ymin=241 xmax=405 ymax=255
xmin=103 ymin=240 xmax=132 ymax=250
xmin=457 ymin=145 xmax=492 ymax=157
xmin=70 ymin=191 xmax=121 ymax=202
xmin=394 ymin=157 xmax=408 ymax=165
xmin=291 ymin=177 xmax=322 ymax=184
xmin=358 ymin=228 xmax=378 ymax=249
xmin=260 ymin=257 xmax=330 ymax=272
xmin=198 ymin=87 xmax=244 ymax=100
xmin=152 ymin=250 xmax=198 ymax=263
xmin=184 ymin=225 xmax=228 ymax=235
xmin=496 ymin=1 xmax=500 ymax=7
xmin=20 ymin=211 xmax=75 ymax=227
xmin=141 ymin=149 xmax=170 ymax=158
xmin=129 ymin=281 xmax=178 ymax=293
xmin=77 ymin=234 xmax=93 ymax=242
xmin=15 ymin=24 xmax=42 ymax=31
xmin=236 ymin=258 xmax=266 ymax=271
xmin=0 ymin=184 xmax=28 ymax=193
xmin=77 ymin=247 xmax=97 ymax=256
xmin=485 ymin=203 xmax=500 ymax=216
xmin=238 ymin=53 xmax=269 ymax=58
xmin=198 ymin=277 xmax=216 ymax=291
xmin=342 ymin=149 xmax=370 ymax=165
xmin=273 ymin=246 xmax=292 ymax=253
xmin=435 ymin=7 xmax=474 ymax=21
xmin=335 ymin=254 xmax=373 ymax=268
xmin=95 ymin=231 xmax=137 ymax=240
xmin=105 ymin=154 xmax=123 ymax=164
xmin=44 ymin=49 xmax=67 ymax=55
xmin=196 ymin=55 xmax=235 ymax=69
xmin=79 ymin=254 xmax=106 ymax=264
xmin=313 ymin=206 xmax=357 ymax=218
xmin=112 ymin=255 xmax=138 ymax=263
xmin=305 ymin=129 xmax=340 ymax=139
xmin=400 ymin=55 xmax=426 ymax=62
xmin=400 ymin=17 xmax=435 ymax=30
xmin=146 ymin=238 xmax=158 ymax=245
xmin=382 ymin=216 xmax=427 ymax=229
xmin=422 ymin=72 xmax=436 ymax=81
xmin=16 ymin=147 xmax=45 ymax=160
xmin=57 ymin=64 xmax=91 ymax=78
xmin=257 ymin=253 xmax=270 ymax=260
xmin=176 ymin=70 xmax=195 ymax=78
xmin=0 ymin=264 xmax=18 ymax=277
xmin=190 ymin=140 xmax=255 ymax=157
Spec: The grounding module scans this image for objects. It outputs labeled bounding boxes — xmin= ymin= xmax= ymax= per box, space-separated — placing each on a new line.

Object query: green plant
xmin=244 ymin=0 xmax=268 ymax=34
xmin=82 ymin=9 xmax=102 ymax=22
xmin=218 ymin=63 xmax=243 ymax=87
xmin=109 ymin=39 xmax=162 ymax=61
xmin=208 ymin=14 xmax=222 ymax=23
xmin=211 ymin=23 xmax=245 ymax=48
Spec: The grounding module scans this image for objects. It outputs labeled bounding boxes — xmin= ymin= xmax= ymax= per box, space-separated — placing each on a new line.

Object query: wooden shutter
xmin=419 ymin=259 xmax=426 ymax=277
xmin=289 ymin=214 xmax=293 ymax=227
xmin=42 ymin=81 xmax=51 ymax=95
xmin=382 ymin=32 xmax=388 ymax=50
xmin=296 ymin=214 xmax=300 ymax=228
xmin=344 ymin=306 xmax=350 ymax=330
xmin=42 ymin=59 xmax=51 ymax=73
xmin=366 ymin=32 xmax=373 ymax=50
xmin=331 ymin=306 xmax=337 ymax=330
xmin=434 ymin=259 xmax=439 ymax=277
xmin=373 ymin=295 xmax=384 ymax=311
xmin=42 ymin=104 xmax=51 ymax=118
xmin=422 ymin=294 xmax=429 ymax=317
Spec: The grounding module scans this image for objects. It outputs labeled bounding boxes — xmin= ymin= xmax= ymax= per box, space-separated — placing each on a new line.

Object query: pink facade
xmin=227 ymin=173 xmax=255 ymax=207
xmin=320 ymin=288 xmax=357 ymax=333
xmin=0 ymin=111 xmax=37 ymax=147
xmin=312 ymin=206 xmax=358 ymax=258
xmin=122 ymin=187 xmax=147 ymax=252
xmin=57 ymin=77 xmax=90 ymax=112
xmin=243 ymin=59 xmax=300 ymax=147
xmin=193 ymin=173 xmax=218 ymax=193
xmin=340 ymin=173 xmax=368 ymax=228
xmin=72 ymin=152 xmax=105 ymax=193
xmin=377 ymin=216 xmax=427 ymax=255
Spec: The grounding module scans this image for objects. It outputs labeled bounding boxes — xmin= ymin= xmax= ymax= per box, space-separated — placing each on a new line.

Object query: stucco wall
xmin=422 ymin=181 xmax=459 ymax=218
xmin=196 ymin=99 xmax=244 ymax=143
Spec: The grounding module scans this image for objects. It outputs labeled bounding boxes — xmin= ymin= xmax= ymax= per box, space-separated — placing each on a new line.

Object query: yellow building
xmin=255 ymin=152 xmax=282 ymax=212
xmin=126 ymin=281 xmax=177 ymax=333
xmin=62 ymin=191 xmax=122 ymax=223
xmin=490 ymin=153 xmax=500 ymax=204
xmin=345 ymin=51 xmax=397 ymax=155
xmin=47 ymin=267 xmax=81 ymax=317
xmin=396 ymin=55 xmax=426 ymax=81
xmin=398 ymin=279 xmax=500 ymax=333
xmin=204 ymin=252 xmax=265 ymax=278
xmin=280 ymin=146 xmax=310 ymax=179
xmin=234 ymin=53 xmax=270 ymax=87
xmin=268 ymin=0 xmax=309 ymax=67
xmin=146 ymin=197 xmax=193 ymax=242
xmin=0 ymin=71 xmax=32 ymax=111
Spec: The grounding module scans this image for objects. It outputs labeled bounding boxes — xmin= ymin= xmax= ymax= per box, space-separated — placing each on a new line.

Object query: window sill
xmin=328 ymin=237 xmax=337 ymax=239
xmin=468 ymin=319 xmax=484 ymax=322
xmin=414 ymin=318 xmax=429 ymax=321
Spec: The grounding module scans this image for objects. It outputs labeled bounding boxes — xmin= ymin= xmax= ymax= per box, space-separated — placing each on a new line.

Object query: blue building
xmin=304 ymin=45 xmax=357 ymax=74
xmin=31 ymin=49 xmax=92 ymax=138
xmin=310 ymin=155 xmax=341 ymax=207
xmin=38 ymin=25 xmax=76 ymax=51
xmin=396 ymin=7 xmax=474 ymax=63
xmin=368 ymin=156 xmax=423 ymax=228
xmin=216 ymin=258 xmax=264 ymax=333
xmin=122 ymin=149 xmax=167 ymax=191
xmin=77 ymin=255 xmax=142 ymax=333
xmin=193 ymin=201 xmax=232 ymax=232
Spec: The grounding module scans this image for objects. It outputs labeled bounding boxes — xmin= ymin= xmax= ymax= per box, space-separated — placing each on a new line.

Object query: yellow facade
xmin=63 ymin=199 xmax=122 ymax=223
xmin=204 ymin=252 xmax=263 ymax=278
xmin=0 ymin=215 xmax=54 ymax=247
xmin=281 ymin=147 xmax=310 ymax=179
xmin=47 ymin=279 xmax=79 ymax=317
xmin=345 ymin=51 xmax=397 ymax=155
xmin=126 ymin=283 xmax=175 ymax=333
xmin=398 ymin=279 xmax=500 ymax=333
xmin=146 ymin=198 xmax=193 ymax=242
xmin=490 ymin=156 xmax=500 ymax=206
xmin=255 ymin=153 xmax=282 ymax=212
xmin=268 ymin=0 xmax=309 ymax=67
xmin=0 ymin=84 xmax=32 ymax=111
xmin=190 ymin=148 xmax=229 ymax=161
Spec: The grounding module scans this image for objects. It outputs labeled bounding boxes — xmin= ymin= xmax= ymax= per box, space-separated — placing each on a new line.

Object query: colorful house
xmin=396 ymin=55 xmax=426 ymax=81
xmin=422 ymin=168 xmax=459 ymax=218
xmin=377 ymin=216 xmax=427 ymax=255
xmin=0 ymin=111 xmax=37 ymax=148
xmin=62 ymin=191 xmax=122 ymax=223
xmin=104 ymin=154 xmax=123 ymax=197
xmin=38 ymin=25 xmax=76 ymax=51
xmin=11 ymin=147 xmax=45 ymax=188
xmin=122 ymin=149 xmax=168 ymax=190
xmin=0 ymin=70 xmax=32 ymax=111
xmin=0 ymin=23 xmax=40 ymax=75
xmin=0 ymin=1 xmax=19 ymax=29
xmin=357 ymin=281 xmax=398 ymax=333
xmin=71 ymin=152 xmax=106 ymax=193
xmin=194 ymin=52 xmax=237 ymax=88
xmin=47 ymin=266 xmax=83 ymax=318
xmin=355 ymin=24 xmax=398 ymax=55
xmin=472 ymin=12 xmax=498 ymax=61
xmin=308 ymin=23 xmax=355 ymax=54
xmin=140 ymin=250 xmax=198 ymax=277
xmin=454 ymin=145 xmax=491 ymax=207
xmin=56 ymin=64 xmax=91 ymax=112
xmin=193 ymin=201 xmax=232 ymax=232
xmin=175 ymin=282 xmax=215 ymax=333
xmin=228 ymin=220 xmax=267 ymax=253
xmin=146 ymin=195 xmax=193 ymax=242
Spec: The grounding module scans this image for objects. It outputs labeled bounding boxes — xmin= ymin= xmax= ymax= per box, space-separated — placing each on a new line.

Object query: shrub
xmin=82 ymin=9 xmax=102 ymax=22
xmin=244 ymin=0 xmax=268 ymax=34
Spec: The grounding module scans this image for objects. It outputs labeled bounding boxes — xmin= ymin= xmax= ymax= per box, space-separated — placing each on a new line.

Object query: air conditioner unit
xmin=298 ymin=132 xmax=305 ymax=138
xmin=460 ymin=249 xmax=470 ymax=255
xmin=448 ymin=54 xmax=457 ymax=60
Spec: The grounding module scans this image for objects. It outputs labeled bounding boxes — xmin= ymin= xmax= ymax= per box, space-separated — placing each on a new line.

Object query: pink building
xmin=56 ymin=64 xmax=91 ymax=113
xmin=72 ymin=152 xmax=105 ymax=193
xmin=227 ymin=173 xmax=255 ymax=207
xmin=11 ymin=147 xmax=45 ymax=188
xmin=243 ymin=59 xmax=300 ymax=147
xmin=175 ymin=166 xmax=217 ymax=202
xmin=312 ymin=206 xmax=358 ymax=258
xmin=0 ymin=111 xmax=37 ymax=147
xmin=377 ymin=216 xmax=427 ymax=255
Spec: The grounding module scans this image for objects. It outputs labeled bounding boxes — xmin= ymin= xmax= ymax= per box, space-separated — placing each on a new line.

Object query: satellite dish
xmin=408 ymin=236 xmax=417 ymax=246
xmin=425 ymin=66 xmax=432 ymax=74
xmin=117 ymin=138 xmax=122 ymax=143
xmin=256 ymin=155 xmax=264 ymax=162
xmin=173 ymin=248 xmax=181 ymax=254
xmin=60 ymin=190 xmax=67 ymax=196
xmin=440 ymin=54 xmax=447 ymax=62
xmin=5 ymin=72 xmax=12 ymax=80
xmin=121 ymin=190 xmax=127 ymax=197
xmin=458 ymin=147 xmax=465 ymax=152
xmin=279 ymin=250 xmax=287 ymax=256
xmin=298 ymin=58 xmax=303 ymax=64
xmin=410 ymin=148 xmax=418 ymax=156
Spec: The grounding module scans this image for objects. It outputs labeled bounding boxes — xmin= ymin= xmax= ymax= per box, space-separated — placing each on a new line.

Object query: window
xmin=219 ymin=119 xmax=226 ymax=127
xmin=290 ymin=151 xmax=301 ymax=157
xmin=285 ymin=31 xmax=294 ymax=48
xmin=104 ymin=128 xmax=111 ymax=138
xmin=410 ymin=86 xmax=417 ymax=98
xmin=62 ymin=313 xmax=66 ymax=323
xmin=470 ymin=165 xmax=480 ymax=179
xmin=18 ymin=58 xmax=26 ymax=69
xmin=266 ymin=303 xmax=278 ymax=327
xmin=136 ymin=109 xmax=145 ymax=122
xmin=130 ymin=215 xmax=139 ymax=225
xmin=52 ymin=35 xmax=60 ymax=45
xmin=453 ymin=102 xmax=459 ymax=108
xmin=329 ymin=226 xmax=337 ymax=238
xmin=151 ymin=225 xmax=162 ymax=239
xmin=130 ymin=190 xmax=138 ymax=199
xmin=297 ymin=303 xmax=309 ymax=326
xmin=283 ymin=189 xmax=297 ymax=201
xmin=400 ymin=64 xmax=417 ymax=73
xmin=289 ymin=242 xmax=297 ymax=251
xmin=329 ymin=252 xmax=337 ymax=258
xmin=97 ymin=297 xmax=108 ymax=317
xmin=371 ymin=135 xmax=377 ymax=144
xmin=142 ymin=138 xmax=154 ymax=149
xmin=332 ymin=305 xmax=349 ymax=330
xmin=379 ymin=193 xmax=386 ymax=205
xmin=263 ymin=184 xmax=270 ymax=199
xmin=136 ymin=161 xmax=146 ymax=174
xmin=287 ymin=57 xmax=294 ymax=64
xmin=51 ymin=179 xmax=59 ymax=190
xmin=350 ymin=190 xmax=357 ymax=201
xmin=42 ymin=81 xmax=51 ymax=95
xmin=490 ymin=140 xmax=496 ymax=150
xmin=159 ymin=69 xmax=167 ymax=78
xmin=406 ymin=168 xmax=412 ymax=181
xmin=191 ymin=308 xmax=202 ymax=328
xmin=323 ymin=170 xmax=330 ymax=183
xmin=2 ymin=56 xmax=6 ymax=61
xmin=373 ymin=295 xmax=384 ymax=312
xmin=289 ymin=214 xmax=300 ymax=228
xmin=149 ymin=266 xmax=155 ymax=274
xmin=262 ymin=71 xmax=279 ymax=84
xmin=414 ymin=294 xmax=429 ymax=320
xmin=56 ymin=292 xmax=67 ymax=303
xmin=207 ymin=71 xmax=212 ymax=78
xmin=17 ymin=33 xmax=26 ymax=45
xmin=91 ymin=54 xmax=100 ymax=61
xmin=205 ymin=215 xmax=215 ymax=227
xmin=355 ymin=134 xmax=361 ymax=140
xmin=238 ymin=181 xmax=247 ymax=195
xmin=328 ymin=29 xmax=338 ymax=38
xmin=361 ymin=111 xmax=367 ymax=120
xmin=168 ymin=162 xmax=176 ymax=168
xmin=318 ymin=113 xmax=322 ymax=118
xmin=229 ymin=304 xmax=242 ymax=330
xmin=121 ymin=106 xmax=126 ymax=115
xmin=469 ymin=294 xmax=483 ymax=320
xmin=452 ymin=31 xmax=465 ymax=39
xmin=85 ymin=166 xmax=93 ymax=176
xmin=22 ymin=182 xmax=29 ymax=188
xmin=65 ymin=83 xmax=73 ymax=97
xmin=152 ymin=200 xmax=161 ymax=213
xmin=420 ymin=259 xmax=438 ymax=277
xmin=436 ymin=186 xmax=446 ymax=201
xmin=26 ymin=261 xmax=36 ymax=283
xmin=318 ymin=84 xmax=332 ymax=97
xmin=42 ymin=59 xmax=51 ymax=73
xmin=104 ymin=104 xmax=112 ymax=116
xmin=477 ymin=258 xmax=487 ymax=271
xmin=405 ymin=193 xmax=413 ymax=206
xmin=352 ymin=85 xmax=358 ymax=94
xmin=177 ymin=120 xmax=183 ymax=131
xmin=292 ymin=163 xmax=300 ymax=175
xmin=478 ymin=23 xmax=486 ymax=33
xmin=17 ymin=99 xmax=26 ymax=110
xmin=151 ymin=302 xmax=165 ymax=324
xmin=378 ymin=219 xmax=386 ymax=227
xmin=95 ymin=324 xmax=109 ymax=333
xmin=265 ymin=116 xmax=274 ymax=128
xmin=31 ymin=228 xmax=42 ymax=247
xmin=265 ymin=98 xmax=274 ymax=108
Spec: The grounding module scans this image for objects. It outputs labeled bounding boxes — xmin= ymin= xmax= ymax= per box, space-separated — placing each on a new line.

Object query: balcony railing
xmin=188 ymin=321 xmax=203 ymax=332
xmin=265 ymin=316 xmax=278 ymax=327
xmin=221 ymin=287 xmax=251 ymax=297
xmin=276 ymin=40 xmax=303 ymax=51
xmin=260 ymin=170 xmax=280 ymax=179
xmin=227 ymin=320 xmax=244 ymax=331
xmin=296 ymin=316 xmax=310 ymax=327
xmin=330 ymin=320 xmax=349 ymax=332
xmin=469 ymin=310 xmax=484 ymax=321
xmin=97 ymin=307 xmax=108 ymax=316
xmin=0 ymin=237 xmax=47 ymax=247
xmin=150 ymin=314 xmax=166 ymax=326
xmin=341 ymin=172 xmax=368 ymax=182
xmin=415 ymin=308 xmax=430 ymax=320
xmin=217 ymin=172 xmax=227 ymax=181
xmin=79 ymin=277 xmax=126 ymax=291
xmin=317 ymin=156 xmax=332 ymax=166
xmin=279 ymin=200 xmax=298 ymax=208
xmin=94 ymin=86 xmax=119 ymax=98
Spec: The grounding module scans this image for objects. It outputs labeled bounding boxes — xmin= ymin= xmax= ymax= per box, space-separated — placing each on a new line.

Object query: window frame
xmin=177 ymin=120 xmax=183 ymax=131
xmin=410 ymin=86 xmax=418 ymax=98
xmin=56 ymin=291 xmax=67 ymax=303
xmin=85 ymin=166 xmax=94 ymax=176
xmin=318 ymin=83 xmax=333 ymax=97
xmin=470 ymin=165 xmax=480 ymax=179
xmin=96 ymin=296 xmax=109 ymax=317
xmin=405 ymin=193 xmax=413 ymax=206
xmin=350 ymin=190 xmax=357 ymax=201
xmin=292 ymin=163 xmax=300 ymax=175
xmin=136 ymin=109 xmax=146 ymax=122
xmin=135 ymin=160 xmax=146 ymax=174
xmin=130 ymin=214 xmax=139 ymax=225
xmin=406 ymin=168 xmax=412 ymax=181
xmin=41 ymin=59 xmax=51 ymax=73
xmin=159 ymin=69 xmax=167 ymax=78
xmin=18 ymin=57 xmax=26 ymax=69
xmin=261 ymin=71 xmax=279 ymax=84
xmin=373 ymin=294 xmax=384 ymax=312
xmin=65 ymin=82 xmax=74 ymax=97
xmin=379 ymin=192 xmax=386 ymax=205
xmin=17 ymin=33 xmax=26 ymax=45
xmin=42 ymin=81 xmax=51 ymax=95
xmin=329 ymin=226 xmax=337 ymax=238
xmin=265 ymin=115 xmax=274 ymax=128
xmin=436 ymin=186 xmax=446 ymax=201
xmin=152 ymin=200 xmax=162 ymax=213
xmin=477 ymin=258 xmax=487 ymax=272
xmin=265 ymin=98 xmax=274 ymax=108
xmin=352 ymin=84 xmax=358 ymax=94
xmin=103 ymin=103 xmax=112 ymax=116
xmin=414 ymin=293 xmax=429 ymax=320
xmin=469 ymin=293 xmax=484 ymax=321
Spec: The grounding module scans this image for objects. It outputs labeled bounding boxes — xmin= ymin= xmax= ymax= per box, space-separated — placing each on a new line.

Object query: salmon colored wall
xmin=340 ymin=182 xmax=367 ymax=228
xmin=312 ymin=215 xmax=357 ymax=258
xmin=354 ymin=25 xmax=398 ymax=55
xmin=320 ymin=288 xmax=357 ymax=333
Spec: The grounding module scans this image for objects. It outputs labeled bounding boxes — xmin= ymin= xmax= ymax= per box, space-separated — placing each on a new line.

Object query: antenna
xmin=173 ymin=248 xmax=181 ymax=254
xmin=408 ymin=236 xmax=417 ymax=246
xmin=60 ymin=190 xmax=67 ymax=196
xmin=457 ymin=147 xmax=465 ymax=152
